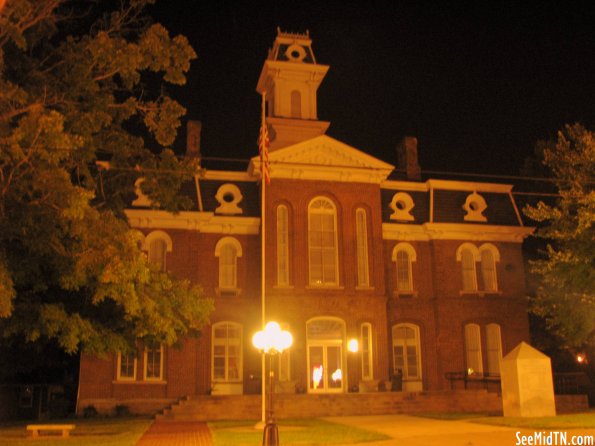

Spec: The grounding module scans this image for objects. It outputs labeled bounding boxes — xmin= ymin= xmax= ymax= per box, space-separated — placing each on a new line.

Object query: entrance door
xmin=306 ymin=318 xmax=345 ymax=393
xmin=308 ymin=343 xmax=343 ymax=392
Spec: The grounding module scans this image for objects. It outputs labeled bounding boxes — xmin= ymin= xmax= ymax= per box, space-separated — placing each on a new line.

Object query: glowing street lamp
xmin=252 ymin=322 xmax=293 ymax=446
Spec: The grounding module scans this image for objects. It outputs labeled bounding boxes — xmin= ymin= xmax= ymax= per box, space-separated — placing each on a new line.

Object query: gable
xmin=249 ymin=135 xmax=394 ymax=184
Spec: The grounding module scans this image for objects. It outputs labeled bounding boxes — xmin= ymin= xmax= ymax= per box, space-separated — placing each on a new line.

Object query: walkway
xmin=325 ymin=414 xmax=595 ymax=446
xmin=135 ymin=421 xmax=213 ymax=446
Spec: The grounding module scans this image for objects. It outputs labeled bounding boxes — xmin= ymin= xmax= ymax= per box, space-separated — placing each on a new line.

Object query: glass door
xmin=308 ymin=342 xmax=343 ymax=393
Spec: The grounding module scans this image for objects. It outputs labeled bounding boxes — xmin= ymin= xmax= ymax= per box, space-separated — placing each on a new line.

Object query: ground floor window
xmin=212 ymin=322 xmax=242 ymax=382
xmin=486 ymin=323 xmax=502 ymax=376
xmin=361 ymin=323 xmax=373 ymax=380
xmin=117 ymin=352 xmax=137 ymax=381
xmin=144 ymin=342 xmax=163 ymax=380
xmin=392 ymin=323 xmax=421 ymax=380
xmin=464 ymin=323 xmax=483 ymax=375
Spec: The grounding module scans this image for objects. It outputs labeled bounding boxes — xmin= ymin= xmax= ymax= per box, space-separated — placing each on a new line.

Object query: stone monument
xmin=500 ymin=342 xmax=556 ymax=417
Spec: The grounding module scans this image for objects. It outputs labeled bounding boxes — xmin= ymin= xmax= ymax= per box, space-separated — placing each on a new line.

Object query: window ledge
xmin=459 ymin=290 xmax=502 ymax=297
xmin=355 ymin=285 xmax=375 ymax=291
xmin=273 ymin=285 xmax=295 ymax=290
xmin=392 ymin=290 xmax=418 ymax=298
xmin=216 ymin=287 xmax=242 ymax=296
xmin=306 ymin=285 xmax=344 ymax=291
xmin=112 ymin=380 xmax=167 ymax=385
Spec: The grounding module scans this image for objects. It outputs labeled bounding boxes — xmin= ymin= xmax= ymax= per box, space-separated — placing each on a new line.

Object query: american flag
xmin=258 ymin=93 xmax=270 ymax=185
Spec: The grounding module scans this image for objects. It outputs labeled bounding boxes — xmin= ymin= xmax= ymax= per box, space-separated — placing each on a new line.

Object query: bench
xmin=26 ymin=424 xmax=75 ymax=438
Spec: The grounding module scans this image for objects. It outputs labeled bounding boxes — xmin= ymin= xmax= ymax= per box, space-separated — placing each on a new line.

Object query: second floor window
xmin=355 ymin=208 xmax=370 ymax=287
xmin=277 ymin=205 xmax=289 ymax=286
xmin=215 ymin=237 xmax=243 ymax=291
xmin=308 ymin=197 xmax=338 ymax=286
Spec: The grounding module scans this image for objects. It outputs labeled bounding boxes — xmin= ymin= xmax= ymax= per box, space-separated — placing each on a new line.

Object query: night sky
xmin=147 ymin=1 xmax=595 ymax=176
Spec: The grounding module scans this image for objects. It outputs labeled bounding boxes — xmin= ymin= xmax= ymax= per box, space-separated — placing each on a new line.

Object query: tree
xmin=0 ymin=0 xmax=213 ymax=360
xmin=524 ymin=123 xmax=595 ymax=353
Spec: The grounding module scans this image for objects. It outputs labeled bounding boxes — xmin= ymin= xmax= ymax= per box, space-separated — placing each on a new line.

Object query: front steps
xmin=157 ymin=390 xmax=503 ymax=421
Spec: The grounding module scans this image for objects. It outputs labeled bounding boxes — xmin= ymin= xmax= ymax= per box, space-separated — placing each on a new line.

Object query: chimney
xmin=397 ymin=136 xmax=421 ymax=180
xmin=186 ymin=120 xmax=202 ymax=159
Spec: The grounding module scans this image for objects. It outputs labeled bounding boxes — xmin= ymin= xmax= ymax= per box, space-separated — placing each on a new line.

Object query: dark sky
xmin=147 ymin=1 xmax=595 ymax=176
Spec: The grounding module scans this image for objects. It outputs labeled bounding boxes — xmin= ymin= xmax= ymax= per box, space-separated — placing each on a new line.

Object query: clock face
xmin=285 ymin=44 xmax=307 ymax=62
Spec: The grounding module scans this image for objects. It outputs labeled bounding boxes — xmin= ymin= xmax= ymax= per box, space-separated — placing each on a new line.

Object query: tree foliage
xmin=0 ymin=0 xmax=213 ymax=357
xmin=524 ymin=123 xmax=595 ymax=351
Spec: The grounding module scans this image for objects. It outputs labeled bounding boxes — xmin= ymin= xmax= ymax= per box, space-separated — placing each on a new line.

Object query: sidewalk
xmin=325 ymin=414 xmax=595 ymax=446
xmin=135 ymin=421 xmax=213 ymax=446
xmin=135 ymin=414 xmax=595 ymax=446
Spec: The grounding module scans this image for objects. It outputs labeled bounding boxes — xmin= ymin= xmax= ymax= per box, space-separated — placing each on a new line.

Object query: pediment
xmin=249 ymin=135 xmax=394 ymax=184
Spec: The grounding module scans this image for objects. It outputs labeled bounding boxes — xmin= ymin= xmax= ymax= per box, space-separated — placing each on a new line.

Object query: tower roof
xmin=267 ymin=27 xmax=317 ymax=64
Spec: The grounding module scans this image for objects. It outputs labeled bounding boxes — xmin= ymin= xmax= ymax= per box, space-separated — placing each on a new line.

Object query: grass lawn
xmin=0 ymin=417 xmax=153 ymax=446
xmin=209 ymin=418 xmax=391 ymax=446
xmin=470 ymin=411 xmax=595 ymax=429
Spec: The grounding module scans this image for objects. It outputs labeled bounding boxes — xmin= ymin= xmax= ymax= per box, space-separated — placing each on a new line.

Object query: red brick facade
xmin=77 ymin=30 xmax=533 ymax=415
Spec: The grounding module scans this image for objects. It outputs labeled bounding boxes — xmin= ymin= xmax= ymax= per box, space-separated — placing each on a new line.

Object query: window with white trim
xmin=464 ymin=324 xmax=483 ymax=375
xmin=212 ymin=322 xmax=242 ymax=382
xmin=392 ymin=243 xmax=416 ymax=294
xmin=361 ymin=323 xmax=373 ymax=380
xmin=215 ymin=237 xmax=243 ymax=291
xmin=277 ymin=205 xmax=289 ymax=286
xmin=392 ymin=324 xmax=421 ymax=380
xmin=457 ymin=243 xmax=500 ymax=293
xmin=308 ymin=197 xmax=339 ymax=286
xmin=479 ymin=244 xmax=500 ymax=292
xmin=486 ymin=323 xmax=502 ymax=376
xmin=144 ymin=342 xmax=163 ymax=380
xmin=143 ymin=230 xmax=172 ymax=272
xmin=355 ymin=208 xmax=370 ymax=287
xmin=117 ymin=351 xmax=137 ymax=381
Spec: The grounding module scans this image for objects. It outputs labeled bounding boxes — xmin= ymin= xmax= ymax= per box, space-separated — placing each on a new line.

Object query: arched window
xmin=355 ymin=208 xmax=370 ymax=287
xmin=290 ymin=90 xmax=302 ymax=118
xmin=486 ymin=323 xmax=502 ymax=376
xmin=464 ymin=323 xmax=483 ymax=375
xmin=392 ymin=323 xmax=421 ymax=380
xmin=361 ymin=323 xmax=373 ymax=380
xmin=308 ymin=197 xmax=339 ymax=286
xmin=457 ymin=243 xmax=479 ymax=292
xmin=277 ymin=205 xmax=289 ymax=286
xmin=143 ymin=230 xmax=172 ymax=272
xmin=212 ymin=322 xmax=242 ymax=383
xmin=479 ymin=244 xmax=500 ymax=292
xmin=392 ymin=243 xmax=416 ymax=294
xmin=215 ymin=237 xmax=243 ymax=291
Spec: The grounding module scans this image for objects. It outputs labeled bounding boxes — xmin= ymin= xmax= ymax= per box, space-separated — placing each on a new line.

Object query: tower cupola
xmin=256 ymin=28 xmax=330 ymax=150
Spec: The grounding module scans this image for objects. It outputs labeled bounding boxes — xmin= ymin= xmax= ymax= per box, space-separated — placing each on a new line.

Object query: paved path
xmin=135 ymin=421 xmax=213 ymax=446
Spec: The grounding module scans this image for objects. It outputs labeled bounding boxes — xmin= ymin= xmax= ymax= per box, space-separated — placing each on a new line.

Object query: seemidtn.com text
xmin=516 ymin=431 xmax=595 ymax=446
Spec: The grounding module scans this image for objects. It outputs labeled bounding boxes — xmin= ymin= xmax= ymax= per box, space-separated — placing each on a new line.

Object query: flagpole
xmin=259 ymin=92 xmax=267 ymax=425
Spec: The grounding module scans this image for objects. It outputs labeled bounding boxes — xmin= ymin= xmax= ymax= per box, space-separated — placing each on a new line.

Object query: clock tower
xmin=256 ymin=28 xmax=330 ymax=150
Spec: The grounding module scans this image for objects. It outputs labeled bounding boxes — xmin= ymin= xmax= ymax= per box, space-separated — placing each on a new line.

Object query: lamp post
xmin=252 ymin=321 xmax=293 ymax=446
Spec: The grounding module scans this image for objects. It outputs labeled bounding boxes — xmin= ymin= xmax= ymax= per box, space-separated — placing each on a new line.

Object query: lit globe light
xmin=576 ymin=353 xmax=587 ymax=364
xmin=347 ymin=339 xmax=359 ymax=353
xmin=252 ymin=321 xmax=293 ymax=354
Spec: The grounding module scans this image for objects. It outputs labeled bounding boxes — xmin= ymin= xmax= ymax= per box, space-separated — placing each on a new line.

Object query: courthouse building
xmin=77 ymin=29 xmax=533 ymax=414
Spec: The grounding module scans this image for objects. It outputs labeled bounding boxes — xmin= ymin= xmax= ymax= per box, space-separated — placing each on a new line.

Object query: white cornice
xmin=381 ymin=180 xmax=428 ymax=191
xmin=381 ymin=179 xmax=513 ymax=193
xmin=382 ymin=222 xmax=535 ymax=242
xmin=427 ymin=179 xmax=513 ymax=193
xmin=125 ymin=209 xmax=260 ymax=234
